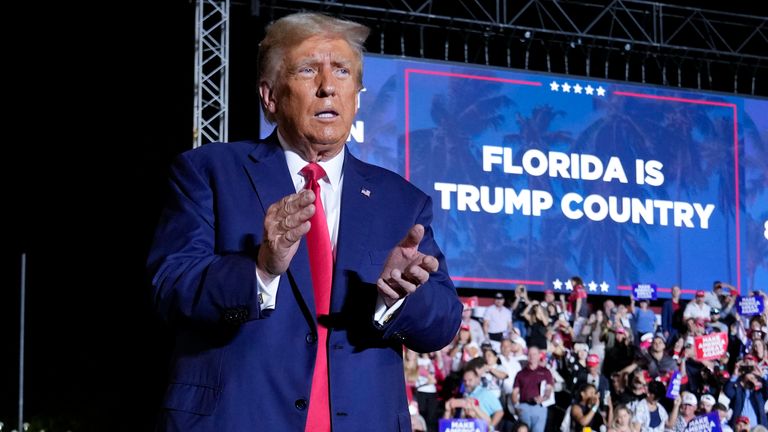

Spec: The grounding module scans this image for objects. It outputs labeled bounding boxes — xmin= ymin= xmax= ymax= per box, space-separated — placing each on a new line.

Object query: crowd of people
xmin=404 ymin=278 xmax=768 ymax=432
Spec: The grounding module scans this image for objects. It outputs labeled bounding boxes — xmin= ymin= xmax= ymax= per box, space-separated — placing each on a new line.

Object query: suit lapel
xmin=243 ymin=133 xmax=316 ymax=324
xmin=332 ymin=149 xmax=375 ymax=312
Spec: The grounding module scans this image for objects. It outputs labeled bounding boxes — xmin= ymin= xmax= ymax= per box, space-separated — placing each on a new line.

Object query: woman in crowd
xmin=404 ymin=349 xmax=420 ymax=401
xmin=449 ymin=324 xmax=480 ymax=373
xmin=522 ymin=301 xmax=550 ymax=350
xmin=480 ymin=347 xmax=508 ymax=399
xmin=751 ymin=338 xmax=768 ymax=379
xmin=570 ymin=383 xmax=606 ymax=431
xmin=603 ymin=326 xmax=636 ymax=378
xmin=580 ymin=310 xmax=608 ymax=365
xmin=632 ymin=381 xmax=672 ymax=432
xmin=608 ymin=405 xmax=641 ymax=432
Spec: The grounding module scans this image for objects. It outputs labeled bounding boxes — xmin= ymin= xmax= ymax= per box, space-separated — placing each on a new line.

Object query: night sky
xmin=1 ymin=1 xmax=764 ymax=430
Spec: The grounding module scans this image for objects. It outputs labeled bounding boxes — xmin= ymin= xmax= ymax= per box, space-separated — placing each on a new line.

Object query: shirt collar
xmin=277 ymin=130 xmax=344 ymax=192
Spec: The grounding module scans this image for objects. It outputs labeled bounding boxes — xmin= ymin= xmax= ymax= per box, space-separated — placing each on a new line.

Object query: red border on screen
xmin=404 ymin=69 xmax=740 ymax=295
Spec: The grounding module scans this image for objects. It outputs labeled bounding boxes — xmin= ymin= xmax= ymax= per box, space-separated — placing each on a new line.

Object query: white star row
xmin=549 ymin=80 xmax=606 ymax=97
xmin=552 ymin=278 xmax=610 ymax=292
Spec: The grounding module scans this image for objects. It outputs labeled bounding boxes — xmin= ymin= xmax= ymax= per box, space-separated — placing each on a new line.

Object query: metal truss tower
xmin=193 ymin=0 xmax=230 ymax=148
xmin=254 ymin=0 xmax=767 ymax=96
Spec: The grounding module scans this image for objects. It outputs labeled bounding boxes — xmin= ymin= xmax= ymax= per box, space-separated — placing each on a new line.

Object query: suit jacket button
xmin=295 ymin=398 xmax=308 ymax=411
xmin=306 ymin=332 xmax=317 ymax=344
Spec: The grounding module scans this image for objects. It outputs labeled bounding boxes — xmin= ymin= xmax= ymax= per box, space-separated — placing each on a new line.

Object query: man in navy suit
xmin=147 ymin=12 xmax=462 ymax=432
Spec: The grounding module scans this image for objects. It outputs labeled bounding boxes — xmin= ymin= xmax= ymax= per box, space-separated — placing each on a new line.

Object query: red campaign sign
xmin=694 ymin=332 xmax=729 ymax=361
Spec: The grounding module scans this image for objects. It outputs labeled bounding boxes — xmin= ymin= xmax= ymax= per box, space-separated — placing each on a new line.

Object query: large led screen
xmin=261 ymin=55 xmax=768 ymax=299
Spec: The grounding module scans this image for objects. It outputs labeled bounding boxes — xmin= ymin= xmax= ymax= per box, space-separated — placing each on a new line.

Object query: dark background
xmin=1 ymin=1 xmax=764 ymax=430
xmin=2 ymin=2 xmax=197 ymax=430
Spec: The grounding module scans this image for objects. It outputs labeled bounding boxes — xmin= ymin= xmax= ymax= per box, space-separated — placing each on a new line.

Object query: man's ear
xmin=259 ymin=81 xmax=276 ymax=114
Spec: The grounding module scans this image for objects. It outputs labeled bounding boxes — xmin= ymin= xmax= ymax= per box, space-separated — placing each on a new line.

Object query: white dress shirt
xmin=256 ymin=133 xmax=403 ymax=325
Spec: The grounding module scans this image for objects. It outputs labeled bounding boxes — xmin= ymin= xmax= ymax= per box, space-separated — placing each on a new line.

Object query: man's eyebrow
xmin=289 ymin=55 xmax=355 ymax=71
xmin=292 ymin=57 xmax=318 ymax=67
xmin=331 ymin=57 xmax=353 ymax=66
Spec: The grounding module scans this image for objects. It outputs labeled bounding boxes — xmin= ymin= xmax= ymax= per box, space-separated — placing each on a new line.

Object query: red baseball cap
xmin=587 ymin=354 xmax=600 ymax=367
xmin=460 ymin=323 xmax=470 ymax=331
xmin=696 ymin=290 xmax=706 ymax=297
xmin=736 ymin=416 xmax=750 ymax=425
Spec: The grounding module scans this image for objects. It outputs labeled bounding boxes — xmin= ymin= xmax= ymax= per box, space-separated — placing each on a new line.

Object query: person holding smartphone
xmin=724 ymin=355 xmax=768 ymax=428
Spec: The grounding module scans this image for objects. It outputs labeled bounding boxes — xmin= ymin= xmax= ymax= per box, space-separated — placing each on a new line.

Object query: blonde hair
xmin=404 ymin=349 xmax=419 ymax=383
xmin=611 ymin=405 xmax=634 ymax=429
xmin=258 ymin=13 xmax=370 ymax=122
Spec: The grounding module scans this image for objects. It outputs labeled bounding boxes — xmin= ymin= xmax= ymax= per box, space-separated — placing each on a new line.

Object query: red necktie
xmin=301 ymin=162 xmax=332 ymax=432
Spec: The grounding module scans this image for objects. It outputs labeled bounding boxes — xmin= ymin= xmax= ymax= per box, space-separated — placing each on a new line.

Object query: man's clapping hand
xmin=257 ymin=190 xmax=316 ymax=281
xmin=377 ymin=224 xmax=439 ymax=307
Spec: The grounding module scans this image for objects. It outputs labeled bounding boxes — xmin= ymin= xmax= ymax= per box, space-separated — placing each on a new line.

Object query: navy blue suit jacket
xmin=147 ymin=134 xmax=462 ymax=431
xmin=724 ymin=377 xmax=768 ymax=427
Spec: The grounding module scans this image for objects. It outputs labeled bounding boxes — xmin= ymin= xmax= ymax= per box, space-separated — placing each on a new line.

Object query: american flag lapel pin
xmin=361 ymin=188 xmax=371 ymax=197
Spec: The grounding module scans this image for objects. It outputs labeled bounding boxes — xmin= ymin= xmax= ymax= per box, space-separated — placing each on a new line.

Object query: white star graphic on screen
xmin=585 ymin=85 xmax=594 ymax=95
xmin=553 ymin=278 xmax=563 ymax=290
xmin=600 ymin=281 xmax=610 ymax=292
xmin=562 ymin=82 xmax=572 ymax=93
xmin=573 ymin=83 xmax=583 ymax=94
xmin=588 ymin=280 xmax=598 ymax=292
xmin=596 ymin=86 xmax=606 ymax=96
xmin=565 ymin=279 xmax=573 ymax=291
xmin=549 ymin=81 xmax=560 ymax=91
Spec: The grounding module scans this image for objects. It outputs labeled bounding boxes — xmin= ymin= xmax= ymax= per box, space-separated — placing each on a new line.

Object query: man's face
xmin=611 ymin=373 xmax=623 ymax=388
xmin=544 ymin=292 xmax=554 ymax=303
xmin=672 ymin=286 xmax=681 ymax=297
xmin=501 ymin=340 xmax=512 ymax=355
xmin=527 ymin=347 xmax=540 ymax=367
xmin=462 ymin=308 xmax=471 ymax=320
xmin=717 ymin=409 xmax=728 ymax=421
xmin=463 ymin=370 xmax=480 ymax=392
xmin=681 ymin=403 xmax=696 ymax=417
xmin=265 ymin=36 xmax=360 ymax=160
